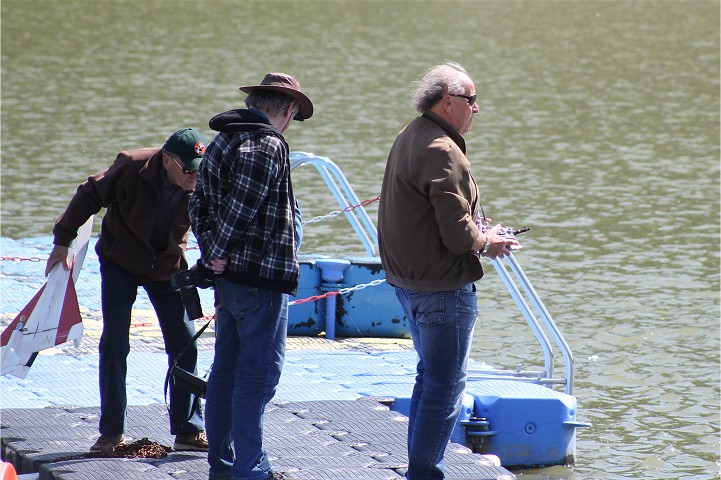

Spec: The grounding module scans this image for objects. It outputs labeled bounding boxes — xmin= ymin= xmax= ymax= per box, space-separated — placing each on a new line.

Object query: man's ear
xmin=161 ymin=152 xmax=171 ymax=170
xmin=288 ymin=102 xmax=299 ymax=120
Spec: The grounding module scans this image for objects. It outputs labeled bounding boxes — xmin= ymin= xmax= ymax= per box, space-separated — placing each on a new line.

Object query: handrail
xmin=487 ymin=253 xmax=575 ymax=395
xmin=290 ymin=152 xmax=378 ymax=256
xmin=489 ymin=257 xmax=555 ymax=378
xmin=289 ymin=151 xmax=574 ymax=394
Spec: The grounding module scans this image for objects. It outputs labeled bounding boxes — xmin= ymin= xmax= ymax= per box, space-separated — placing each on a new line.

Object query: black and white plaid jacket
xmin=189 ymin=109 xmax=299 ymax=295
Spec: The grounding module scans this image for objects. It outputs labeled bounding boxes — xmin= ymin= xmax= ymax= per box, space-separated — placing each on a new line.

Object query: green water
xmin=2 ymin=1 xmax=719 ymax=478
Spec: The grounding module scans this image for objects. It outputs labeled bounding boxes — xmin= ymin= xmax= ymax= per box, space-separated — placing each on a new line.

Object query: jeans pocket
xmin=457 ymin=285 xmax=479 ymax=316
xmin=218 ymin=282 xmax=260 ymax=318
xmin=406 ymin=290 xmax=445 ymax=327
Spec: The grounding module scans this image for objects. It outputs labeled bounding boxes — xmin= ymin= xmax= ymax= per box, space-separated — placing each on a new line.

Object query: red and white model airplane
xmin=1 ymin=217 xmax=93 ymax=378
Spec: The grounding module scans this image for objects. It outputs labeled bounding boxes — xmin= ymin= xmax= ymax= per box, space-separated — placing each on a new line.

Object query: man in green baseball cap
xmin=46 ymin=128 xmax=210 ymax=454
xmin=163 ymin=127 xmax=207 ymax=172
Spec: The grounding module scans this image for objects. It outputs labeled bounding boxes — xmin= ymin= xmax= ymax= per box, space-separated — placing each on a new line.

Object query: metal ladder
xmin=290 ymin=151 xmax=378 ymax=257
xmin=468 ymin=253 xmax=575 ymax=395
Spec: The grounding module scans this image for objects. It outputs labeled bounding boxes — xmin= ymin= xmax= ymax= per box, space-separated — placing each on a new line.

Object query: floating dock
xmin=1 ymin=161 xmax=588 ymax=478
xmin=1 ymin=333 xmax=516 ymax=480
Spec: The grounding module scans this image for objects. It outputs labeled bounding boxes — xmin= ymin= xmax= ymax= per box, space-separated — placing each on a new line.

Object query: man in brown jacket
xmin=46 ymin=128 xmax=210 ymax=453
xmin=378 ymin=62 xmax=519 ymax=480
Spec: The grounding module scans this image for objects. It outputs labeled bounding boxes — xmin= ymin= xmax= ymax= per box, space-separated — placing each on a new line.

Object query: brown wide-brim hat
xmin=239 ymin=72 xmax=313 ymax=121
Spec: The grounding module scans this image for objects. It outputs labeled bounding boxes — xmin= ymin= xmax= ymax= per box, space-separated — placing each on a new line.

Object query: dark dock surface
xmin=1 ymin=332 xmax=515 ymax=480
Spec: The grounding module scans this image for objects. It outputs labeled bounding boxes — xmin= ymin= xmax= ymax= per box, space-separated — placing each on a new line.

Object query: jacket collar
xmin=138 ymin=148 xmax=167 ymax=192
xmin=209 ymin=108 xmax=280 ymax=135
xmin=421 ymin=111 xmax=466 ymax=155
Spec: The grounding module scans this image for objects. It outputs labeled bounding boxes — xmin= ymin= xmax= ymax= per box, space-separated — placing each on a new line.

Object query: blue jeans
xmin=394 ymin=284 xmax=478 ymax=480
xmin=98 ymin=260 xmax=204 ymax=435
xmin=205 ymin=278 xmax=288 ymax=480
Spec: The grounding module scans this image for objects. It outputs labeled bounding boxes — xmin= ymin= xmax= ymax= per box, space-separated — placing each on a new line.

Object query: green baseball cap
xmin=163 ymin=128 xmax=208 ymax=171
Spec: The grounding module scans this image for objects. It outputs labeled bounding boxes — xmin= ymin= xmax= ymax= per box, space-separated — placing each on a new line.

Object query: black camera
xmin=172 ymin=261 xmax=215 ymax=320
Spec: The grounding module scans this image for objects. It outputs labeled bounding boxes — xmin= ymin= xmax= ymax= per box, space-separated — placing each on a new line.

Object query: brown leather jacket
xmin=52 ymin=147 xmax=191 ymax=282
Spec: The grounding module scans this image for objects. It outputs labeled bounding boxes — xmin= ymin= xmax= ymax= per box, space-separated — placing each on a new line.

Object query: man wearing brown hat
xmin=189 ymin=73 xmax=312 ymax=480
xmin=46 ymin=128 xmax=210 ymax=453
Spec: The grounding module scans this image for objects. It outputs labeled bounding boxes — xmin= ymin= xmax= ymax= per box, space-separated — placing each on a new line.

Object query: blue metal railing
xmin=290 ymin=152 xmax=378 ymax=256
xmin=289 ymin=151 xmax=575 ymax=394
xmin=468 ymin=253 xmax=575 ymax=395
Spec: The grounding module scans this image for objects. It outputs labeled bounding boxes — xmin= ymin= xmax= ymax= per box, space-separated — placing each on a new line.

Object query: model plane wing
xmin=1 ymin=217 xmax=93 ymax=378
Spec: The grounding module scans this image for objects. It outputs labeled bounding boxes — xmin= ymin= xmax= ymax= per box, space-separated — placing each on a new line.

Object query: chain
xmin=289 ymin=278 xmax=386 ymax=306
xmin=302 ymin=194 xmax=380 ymax=226
xmin=130 ymin=278 xmax=387 ymax=327
xmin=0 ymin=256 xmax=45 ymax=262
xmin=2 ymin=195 xmax=381 ymax=262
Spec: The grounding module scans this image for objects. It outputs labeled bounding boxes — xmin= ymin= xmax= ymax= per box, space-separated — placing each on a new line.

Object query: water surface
xmin=2 ymin=1 xmax=719 ymax=478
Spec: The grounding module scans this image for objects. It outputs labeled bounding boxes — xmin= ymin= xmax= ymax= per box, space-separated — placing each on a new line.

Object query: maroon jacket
xmin=53 ymin=147 xmax=191 ymax=282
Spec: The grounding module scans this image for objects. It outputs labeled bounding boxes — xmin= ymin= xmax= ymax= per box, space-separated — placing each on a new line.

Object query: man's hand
xmin=45 ymin=245 xmax=72 ymax=276
xmin=484 ymin=231 xmax=521 ymax=259
xmin=210 ymin=258 xmax=227 ymax=274
xmin=473 ymin=224 xmax=522 ymax=259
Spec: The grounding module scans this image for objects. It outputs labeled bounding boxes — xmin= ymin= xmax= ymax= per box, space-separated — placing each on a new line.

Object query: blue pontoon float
xmin=287 ymin=152 xmax=590 ymax=468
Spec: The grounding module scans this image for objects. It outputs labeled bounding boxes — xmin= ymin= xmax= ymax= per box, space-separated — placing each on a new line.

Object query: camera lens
xmin=179 ymin=286 xmax=204 ymax=320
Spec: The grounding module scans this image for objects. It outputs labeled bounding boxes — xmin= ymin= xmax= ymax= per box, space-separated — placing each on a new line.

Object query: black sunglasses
xmin=450 ymin=93 xmax=477 ymax=106
xmin=167 ymin=154 xmax=197 ymax=175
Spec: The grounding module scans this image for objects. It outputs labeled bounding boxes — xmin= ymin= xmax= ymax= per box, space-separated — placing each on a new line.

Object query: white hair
xmin=411 ymin=61 xmax=470 ymax=113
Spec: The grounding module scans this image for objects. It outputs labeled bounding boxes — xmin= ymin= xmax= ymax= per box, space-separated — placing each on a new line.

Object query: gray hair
xmin=245 ymin=90 xmax=297 ymax=118
xmin=411 ymin=61 xmax=470 ymax=113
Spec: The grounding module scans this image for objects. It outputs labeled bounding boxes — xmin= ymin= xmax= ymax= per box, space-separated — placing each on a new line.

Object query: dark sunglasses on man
xmin=450 ymin=93 xmax=477 ymax=106
xmin=169 ymin=155 xmax=197 ymax=175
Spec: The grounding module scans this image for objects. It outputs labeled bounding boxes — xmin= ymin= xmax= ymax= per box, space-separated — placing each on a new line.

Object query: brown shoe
xmin=270 ymin=472 xmax=298 ymax=480
xmin=90 ymin=434 xmax=125 ymax=452
xmin=174 ymin=431 xmax=209 ymax=451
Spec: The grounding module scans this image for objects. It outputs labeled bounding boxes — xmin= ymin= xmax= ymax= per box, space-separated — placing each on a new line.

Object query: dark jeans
xmin=205 ymin=278 xmax=288 ymax=480
xmin=394 ymin=283 xmax=478 ymax=480
xmin=98 ymin=259 xmax=204 ymax=435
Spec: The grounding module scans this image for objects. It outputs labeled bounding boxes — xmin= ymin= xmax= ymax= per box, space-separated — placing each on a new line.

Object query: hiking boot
xmin=90 ymin=434 xmax=125 ymax=452
xmin=174 ymin=431 xmax=209 ymax=451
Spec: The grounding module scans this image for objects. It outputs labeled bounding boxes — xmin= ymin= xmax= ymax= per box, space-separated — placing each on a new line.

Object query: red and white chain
xmin=289 ymin=278 xmax=386 ymax=306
